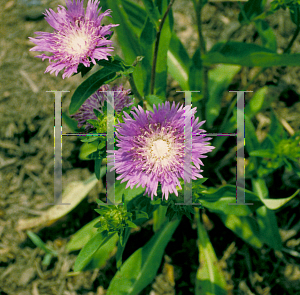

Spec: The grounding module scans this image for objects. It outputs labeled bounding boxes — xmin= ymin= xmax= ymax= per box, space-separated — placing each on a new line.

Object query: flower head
xmin=29 ymin=0 xmax=118 ymax=78
xmin=108 ymin=101 xmax=215 ymax=200
xmin=71 ymin=84 xmax=133 ymax=131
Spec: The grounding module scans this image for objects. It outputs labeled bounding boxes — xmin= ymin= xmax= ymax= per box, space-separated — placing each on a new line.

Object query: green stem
xmin=150 ymin=0 xmax=176 ymax=95
xmin=195 ymin=0 xmax=208 ymax=120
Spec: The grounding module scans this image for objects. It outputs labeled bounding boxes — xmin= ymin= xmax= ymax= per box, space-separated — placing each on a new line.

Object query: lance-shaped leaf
xmin=206 ymin=64 xmax=241 ymax=128
xmin=196 ymin=185 xmax=260 ymax=216
xmin=167 ymin=33 xmax=190 ymax=90
xmin=203 ymin=41 xmax=300 ymax=67
xmin=83 ymin=233 xmax=119 ymax=271
xmin=218 ymin=214 xmax=263 ymax=249
xmin=106 ymin=0 xmax=145 ymax=96
xmin=66 ymin=217 xmax=101 ymax=252
xmin=69 ymin=57 xmax=133 ymax=114
xmin=254 ymin=20 xmax=277 ymax=52
xmin=69 ymin=69 xmax=117 ymax=115
xmin=154 ymin=0 xmax=173 ymax=97
xmin=141 ymin=0 xmax=161 ymax=29
xmin=16 ymin=173 xmax=104 ymax=231
xmin=104 ymin=0 xmax=190 ymax=92
xmin=139 ymin=17 xmax=157 ymax=96
xmin=106 ymin=218 xmax=180 ymax=295
xmin=238 ymin=0 xmax=265 ymax=23
xmin=73 ymin=232 xmax=116 ymax=272
xmin=252 ymin=178 xmax=283 ymax=251
xmin=195 ymin=209 xmax=228 ymax=295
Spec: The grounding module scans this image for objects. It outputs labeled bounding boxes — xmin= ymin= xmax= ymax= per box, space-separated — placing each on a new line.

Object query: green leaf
xmin=106 ymin=0 xmax=145 ymax=96
xmin=245 ymin=113 xmax=261 ymax=170
xmin=80 ymin=136 xmax=102 ymax=143
xmin=106 ymin=0 xmax=142 ymax=62
xmin=197 ymin=185 xmax=260 ymax=216
xmin=114 ymin=179 xmax=146 ymax=204
xmin=195 ymin=209 xmax=228 ymax=295
xmin=249 ymin=149 xmax=277 ymax=158
xmin=245 ymin=86 xmax=269 ymax=118
xmin=42 ymin=253 xmax=53 ymax=267
xmin=245 ymin=114 xmax=260 ymax=155
xmin=252 ymin=178 xmax=268 ymax=199
xmin=69 ymin=56 xmax=133 ymax=115
xmin=153 ymin=206 xmax=167 ymax=232
xmin=76 ymin=62 xmax=95 ymax=78
xmin=132 ymin=210 xmax=149 ymax=220
xmin=146 ymin=94 xmax=164 ymax=108
xmin=83 ymin=233 xmax=119 ymax=270
xmin=73 ymin=232 xmax=115 ymax=272
xmin=139 ymin=17 xmax=157 ymax=96
xmin=69 ymin=68 xmax=118 ymax=115
xmin=116 ymin=227 xmax=131 ymax=269
xmin=206 ymin=64 xmax=241 ymax=127
xmin=106 ymin=218 xmax=180 ymax=295
xmin=238 ymin=0 xmax=265 ymax=23
xmin=141 ymin=0 xmax=161 ymax=29
xmin=268 ymin=110 xmax=286 ymax=142
xmin=62 ymin=112 xmax=85 ymax=133
xmin=94 ymin=158 xmax=102 ymax=180
xmin=191 ymin=0 xmax=208 ymax=10
xmin=27 ymin=231 xmax=58 ymax=256
xmin=189 ymin=48 xmax=202 ymax=92
xmin=66 ymin=217 xmax=101 ymax=252
xmin=203 ymin=41 xmax=300 ymax=67
xmin=167 ymin=33 xmax=190 ymax=90
xmin=218 ymin=214 xmax=263 ymax=248
xmin=256 ymin=206 xmax=283 ymax=250
xmin=252 ymin=178 xmax=282 ymax=250
xmin=239 ymin=0 xmax=263 ymax=24
xmin=87 ymin=148 xmax=104 ymax=160
xmin=122 ymin=0 xmax=147 ymax=33
xmin=258 ymin=189 xmax=300 ymax=209
xmin=126 ymin=220 xmax=138 ymax=228
xmin=210 ymin=112 xmax=236 ymax=157
xmin=154 ymin=0 xmax=173 ymax=97
xmin=79 ymin=141 xmax=98 ymax=160
xmin=254 ymin=20 xmax=277 ymax=51
xmin=290 ymin=4 xmax=300 ymax=26
xmin=106 ymin=0 xmax=190 ymax=92
xmin=96 ymin=56 xmax=134 ymax=75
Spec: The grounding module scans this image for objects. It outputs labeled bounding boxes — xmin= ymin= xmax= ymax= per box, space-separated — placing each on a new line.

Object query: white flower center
xmin=67 ymin=32 xmax=90 ymax=56
xmin=131 ymin=123 xmax=185 ymax=175
xmin=150 ymin=139 xmax=169 ymax=159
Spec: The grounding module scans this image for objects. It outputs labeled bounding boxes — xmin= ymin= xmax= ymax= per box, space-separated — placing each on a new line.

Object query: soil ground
xmin=1 ymin=0 xmax=300 ymax=294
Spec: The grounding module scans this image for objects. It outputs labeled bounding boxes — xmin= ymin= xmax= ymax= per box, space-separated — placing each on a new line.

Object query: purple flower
xmin=29 ymin=0 xmax=118 ymax=78
xmin=108 ymin=101 xmax=215 ymax=200
xmin=71 ymin=84 xmax=133 ymax=131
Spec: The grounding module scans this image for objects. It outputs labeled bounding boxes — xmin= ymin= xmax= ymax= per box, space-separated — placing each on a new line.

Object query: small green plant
xmin=26 ymin=231 xmax=58 ymax=267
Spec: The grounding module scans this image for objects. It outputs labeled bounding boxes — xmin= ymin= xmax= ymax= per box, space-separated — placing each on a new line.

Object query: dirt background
xmin=0 ymin=0 xmax=300 ymax=294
